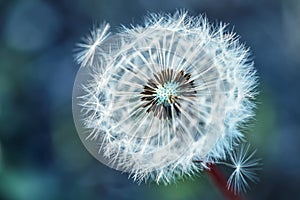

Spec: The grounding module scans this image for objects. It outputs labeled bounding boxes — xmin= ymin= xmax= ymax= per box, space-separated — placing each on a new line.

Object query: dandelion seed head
xmin=72 ymin=10 xmax=258 ymax=185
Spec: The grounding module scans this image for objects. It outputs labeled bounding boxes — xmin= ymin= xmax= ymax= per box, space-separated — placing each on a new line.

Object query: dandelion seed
xmin=225 ymin=144 xmax=261 ymax=194
xmin=75 ymin=23 xmax=110 ymax=67
xmin=72 ymin=10 xmax=259 ymax=187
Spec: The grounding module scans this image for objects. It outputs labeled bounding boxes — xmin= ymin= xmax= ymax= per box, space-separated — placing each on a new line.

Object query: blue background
xmin=0 ymin=0 xmax=299 ymax=199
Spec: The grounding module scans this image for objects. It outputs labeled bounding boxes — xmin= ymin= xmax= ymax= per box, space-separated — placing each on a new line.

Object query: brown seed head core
xmin=140 ymin=68 xmax=196 ymax=120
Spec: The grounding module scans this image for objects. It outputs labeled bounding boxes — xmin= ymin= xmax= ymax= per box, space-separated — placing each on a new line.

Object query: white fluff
xmin=73 ymin=10 xmax=259 ymax=192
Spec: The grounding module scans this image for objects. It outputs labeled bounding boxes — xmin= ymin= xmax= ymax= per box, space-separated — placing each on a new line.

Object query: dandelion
xmin=72 ymin=10 xmax=259 ymax=194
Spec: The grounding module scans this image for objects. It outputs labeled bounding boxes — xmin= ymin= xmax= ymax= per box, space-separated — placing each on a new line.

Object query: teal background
xmin=0 ymin=0 xmax=299 ymax=199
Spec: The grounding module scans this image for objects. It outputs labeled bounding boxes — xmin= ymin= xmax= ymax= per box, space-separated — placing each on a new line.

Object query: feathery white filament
xmin=75 ymin=23 xmax=110 ymax=67
xmin=225 ymin=144 xmax=261 ymax=194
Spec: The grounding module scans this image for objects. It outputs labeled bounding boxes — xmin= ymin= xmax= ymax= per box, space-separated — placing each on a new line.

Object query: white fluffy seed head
xmin=72 ymin=10 xmax=258 ymax=187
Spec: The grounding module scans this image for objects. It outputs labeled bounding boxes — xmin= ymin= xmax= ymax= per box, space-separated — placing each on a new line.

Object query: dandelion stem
xmin=205 ymin=163 xmax=243 ymax=200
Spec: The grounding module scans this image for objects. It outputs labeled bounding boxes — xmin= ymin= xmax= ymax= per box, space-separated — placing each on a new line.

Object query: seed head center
xmin=155 ymin=82 xmax=178 ymax=105
xmin=140 ymin=68 xmax=196 ymax=120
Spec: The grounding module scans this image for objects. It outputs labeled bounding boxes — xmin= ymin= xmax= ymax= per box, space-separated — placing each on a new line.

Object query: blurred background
xmin=0 ymin=0 xmax=299 ymax=199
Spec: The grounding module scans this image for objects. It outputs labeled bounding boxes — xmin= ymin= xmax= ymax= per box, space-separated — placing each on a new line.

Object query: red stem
xmin=205 ymin=163 xmax=243 ymax=200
